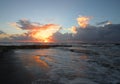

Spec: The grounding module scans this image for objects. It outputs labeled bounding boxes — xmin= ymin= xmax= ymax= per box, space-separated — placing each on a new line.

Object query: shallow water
xmin=12 ymin=44 xmax=120 ymax=84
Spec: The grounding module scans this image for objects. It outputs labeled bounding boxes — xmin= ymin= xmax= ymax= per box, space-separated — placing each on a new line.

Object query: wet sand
xmin=0 ymin=50 xmax=34 ymax=84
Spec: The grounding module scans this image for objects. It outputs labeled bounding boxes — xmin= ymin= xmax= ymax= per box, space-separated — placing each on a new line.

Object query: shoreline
xmin=0 ymin=44 xmax=72 ymax=49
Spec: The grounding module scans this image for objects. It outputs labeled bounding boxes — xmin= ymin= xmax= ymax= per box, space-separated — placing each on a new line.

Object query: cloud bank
xmin=0 ymin=16 xmax=120 ymax=43
xmin=53 ymin=24 xmax=120 ymax=42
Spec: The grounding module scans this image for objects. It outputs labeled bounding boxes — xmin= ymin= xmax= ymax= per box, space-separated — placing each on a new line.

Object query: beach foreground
xmin=0 ymin=43 xmax=120 ymax=84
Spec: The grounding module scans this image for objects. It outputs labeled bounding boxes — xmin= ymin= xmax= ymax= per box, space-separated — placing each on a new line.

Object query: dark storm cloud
xmin=98 ymin=24 xmax=120 ymax=41
xmin=97 ymin=20 xmax=108 ymax=25
xmin=52 ymin=32 xmax=73 ymax=42
xmin=11 ymin=19 xmax=42 ymax=30
xmin=53 ymin=24 xmax=120 ymax=42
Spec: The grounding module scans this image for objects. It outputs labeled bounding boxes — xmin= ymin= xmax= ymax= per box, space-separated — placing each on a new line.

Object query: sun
xmin=44 ymin=39 xmax=49 ymax=43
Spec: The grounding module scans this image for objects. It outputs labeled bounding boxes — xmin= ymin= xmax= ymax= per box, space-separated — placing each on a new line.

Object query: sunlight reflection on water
xmin=14 ymin=48 xmax=98 ymax=83
xmin=33 ymin=56 xmax=49 ymax=69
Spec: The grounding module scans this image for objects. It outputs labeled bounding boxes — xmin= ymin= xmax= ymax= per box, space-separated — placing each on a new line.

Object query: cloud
xmin=10 ymin=19 xmax=61 ymax=42
xmin=9 ymin=22 xmax=22 ymax=30
xmin=0 ymin=30 xmax=12 ymax=41
xmin=0 ymin=30 xmax=6 ymax=34
xmin=0 ymin=32 xmax=37 ymax=42
xmin=29 ymin=24 xmax=61 ymax=42
xmin=10 ymin=19 xmax=42 ymax=30
xmin=52 ymin=31 xmax=73 ymax=42
xmin=52 ymin=24 xmax=120 ymax=42
xmin=9 ymin=33 xmax=34 ymax=41
xmin=1 ymin=16 xmax=120 ymax=43
xmin=96 ymin=20 xmax=112 ymax=26
xmin=77 ymin=16 xmax=92 ymax=28
xmin=70 ymin=26 xmax=77 ymax=34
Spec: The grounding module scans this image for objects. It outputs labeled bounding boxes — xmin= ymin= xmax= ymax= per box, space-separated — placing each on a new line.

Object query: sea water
xmin=13 ymin=43 xmax=120 ymax=84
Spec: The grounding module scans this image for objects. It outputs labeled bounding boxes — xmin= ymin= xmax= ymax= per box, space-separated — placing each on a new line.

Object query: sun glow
xmin=30 ymin=24 xmax=60 ymax=42
xmin=31 ymin=30 xmax=52 ymax=42
xmin=44 ymin=39 xmax=49 ymax=43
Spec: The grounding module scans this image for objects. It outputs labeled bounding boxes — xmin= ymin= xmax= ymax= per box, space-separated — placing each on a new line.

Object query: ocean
xmin=0 ymin=42 xmax=120 ymax=84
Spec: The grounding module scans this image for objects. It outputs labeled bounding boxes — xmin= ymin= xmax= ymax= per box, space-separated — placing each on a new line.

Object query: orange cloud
xmin=70 ymin=26 xmax=77 ymax=34
xmin=0 ymin=34 xmax=9 ymax=38
xmin=30 ymin=24 xmax=61 ymax=42
xmin=77 ymin=16 xmax=92 ymax=28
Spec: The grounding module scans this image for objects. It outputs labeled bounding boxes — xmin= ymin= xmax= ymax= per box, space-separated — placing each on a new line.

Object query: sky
xmin=0 ymin=0 xmax=120 ymax=42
